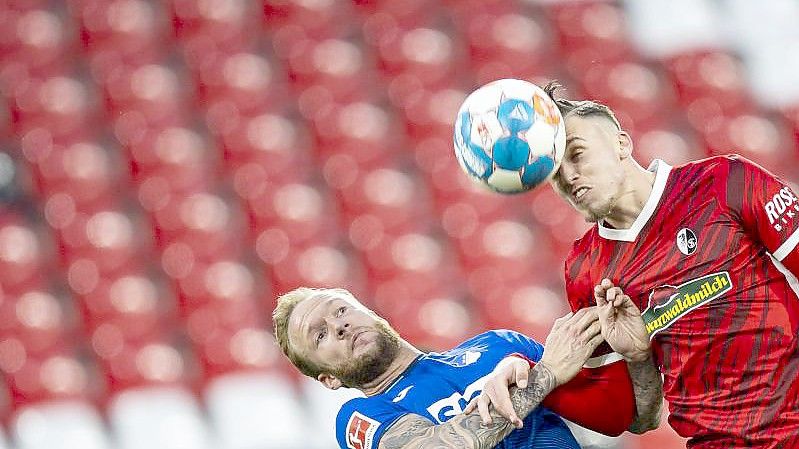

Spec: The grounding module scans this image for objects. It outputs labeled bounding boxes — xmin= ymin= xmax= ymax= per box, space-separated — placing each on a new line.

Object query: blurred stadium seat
xmin=0 ymin=1 xmax=797 ymax=448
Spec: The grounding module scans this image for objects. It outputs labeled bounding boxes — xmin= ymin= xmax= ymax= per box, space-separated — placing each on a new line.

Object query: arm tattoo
xmin=379 ymin=363 xmax=558 ymax=449
xmin=627 ymin=356 xmax=663 ymax=434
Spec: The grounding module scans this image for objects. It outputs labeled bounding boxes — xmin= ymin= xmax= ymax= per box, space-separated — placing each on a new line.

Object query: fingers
xmin=476 ymin=394 xmax=492 ymax=425
xmin=464 ymin=397 xmax=477 ymax=414
xmin=485 ymin=384 xmax=522 ymax=428
xmin=515 ymin=364 xmax=529 ymax=389
xmin=586 ymin=330 xmax=605 ymax=351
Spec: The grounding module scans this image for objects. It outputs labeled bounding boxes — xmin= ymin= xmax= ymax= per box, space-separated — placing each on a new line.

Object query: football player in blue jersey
xmin=273 ymin=287 xmax=638 ymax=449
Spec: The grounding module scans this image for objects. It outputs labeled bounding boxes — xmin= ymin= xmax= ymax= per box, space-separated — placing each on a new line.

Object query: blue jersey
xmin=335 ymin=330 xmax=580 ymax=449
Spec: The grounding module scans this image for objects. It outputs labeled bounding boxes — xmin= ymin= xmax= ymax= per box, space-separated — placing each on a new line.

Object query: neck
xmin=604 ymin=162 xmax=657 ymax=230
xmin=360 ymin=341 xmax=422 ymax=397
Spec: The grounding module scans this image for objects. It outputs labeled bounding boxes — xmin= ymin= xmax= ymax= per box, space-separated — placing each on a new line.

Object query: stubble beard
xmin=584 ymin=192 xmax=619 ymax=223
xmin=332 ymin=321 xmax=403 ymax=388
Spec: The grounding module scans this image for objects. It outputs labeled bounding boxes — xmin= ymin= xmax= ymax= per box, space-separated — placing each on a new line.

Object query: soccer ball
xmin=453 ymin=79 xmax=566 ymax=194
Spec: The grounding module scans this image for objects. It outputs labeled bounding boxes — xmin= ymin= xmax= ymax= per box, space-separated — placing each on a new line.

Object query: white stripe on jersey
xmin=773 ymin=227 xmax=799 ymax=261
xmin=769 ymin=254 xmax=799 ymax=300
xmin=583 ymin=352 xmax=625 ymax=368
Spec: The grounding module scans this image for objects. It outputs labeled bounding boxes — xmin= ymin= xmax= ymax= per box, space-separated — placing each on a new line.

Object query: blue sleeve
xmin=335 ymin=397 xmax=408 ymax=449
xmin=487 ymin=329 xmax=545 ymax=362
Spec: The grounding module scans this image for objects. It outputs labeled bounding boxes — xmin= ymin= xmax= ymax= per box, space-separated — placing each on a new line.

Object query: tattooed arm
xmin=626 ymin=356 xmax=663 ymax=433
xmin=378 ymin=309 xmax=605 ymax=449
xmin=378 ymin=363 xmax=558 ymax=449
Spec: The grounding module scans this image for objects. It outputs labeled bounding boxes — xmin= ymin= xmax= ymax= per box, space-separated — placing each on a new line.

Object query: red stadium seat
xmin=577 ymin=60 xmax=675 ymax=134
xmin=172 ymin=260 xmax=258 ymax=317
xmin=262 ymin=0 xmax=352 ymax=38
xmin=310 ymin=101 xmax=402 ymax=166
xmin=149 ymin=193 xmax=241 ymax=263
xmin=544 ymin=0 xmax=635 ymax=74
xmin=3 ymin=352 xmax=92 ymax=409
xmin=331 ymin=165 xmax=434 ymax=235
xmin=360 ymin=231 xmax=460 ymax=285
xmin=452 ymin=218 xmax=555 ymax=285
xmin=48 ymin=208 xmax=142 ymax=277
xmin=398 ymin=87 xmax=466 ymax=141
xmin=0 ymin=219 xmax=46 ymax=295
xmin=471 ymin=282 xmax=568 ymax=343
xmin=0 ymin=8 xmax=69 ymax=77
xmin=462 ymin=11 xmax=557 ymax=84
xmin=121 ymin=126 xmax=211 ymax=193
xmin=0 ymin=290 xmax=70 ymax=357
xmin=79 ymin=274 xmax=165 ymax=344
xmin=285 ymin=37 xmax=376 ymax=104
xmin=28 ymin=141 xmax=116 ymax=211
xmin=379 ymin=292 xmax=475 ymax=351
xmin=191 ymin=51 xmax=285 ymax=115
xmin=354 ymin=0 xmax=443 ymax=31
xmin=663 ymin=50 xmax=752 ymax=117
xmin=697 ymin=112 xmax=798 ymax=173
xmin=169 ymin=0 xmax=257 ymax=55
xmin=100 ymin=64 xmax=187 ymax=129
xmin=216 ymin=112 xmax=312 ymax=181
xmin=8 ymin=76 xmax=96 ymax=141
xmin=373 ymin=26 xmax=462 ymax=89
xmin=264 ymin=243 xmax=366 ymax=305
xmin=74 ymin=0 xmax=165 ymax=72
xmin=98 ymin=339 xmax=188 ymax=393
xmin=246 ymin=181 xmax=340 ymax=245
xmin=192 ymin=326 xmax=275 ymax=378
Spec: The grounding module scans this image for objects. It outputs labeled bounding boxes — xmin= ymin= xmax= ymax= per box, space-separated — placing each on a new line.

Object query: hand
xmin=539 ymin=307 xmax=604 ymax=386
xmin=594 ymin=278 xmax=651 ymax=362
xmin=464 ymin=355 xmax=530 ymax=429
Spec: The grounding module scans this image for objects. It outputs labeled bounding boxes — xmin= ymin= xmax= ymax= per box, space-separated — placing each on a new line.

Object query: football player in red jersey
xmin=473 ymin=82 xmax=799 ymax=449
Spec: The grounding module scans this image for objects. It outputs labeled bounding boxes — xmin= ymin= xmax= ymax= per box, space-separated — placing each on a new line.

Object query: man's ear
xmin=617 ymin=131 xmax=633 ymax=159
xmin=318 ymin=372 xmax=344 ymax=390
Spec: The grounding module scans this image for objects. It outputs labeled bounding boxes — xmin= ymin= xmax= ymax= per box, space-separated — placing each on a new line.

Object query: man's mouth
xmin=572 ymin=186 xmax=590 ymax=201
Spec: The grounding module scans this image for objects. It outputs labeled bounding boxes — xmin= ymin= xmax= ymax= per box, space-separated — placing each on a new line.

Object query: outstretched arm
xmin=379 ymin=309 xmax=602 ymax=449
xmin=625 ymin=356 xmax=663 ymax=433
xmin=379 ymin=363 xmax=557 ymax=449
xmin=595 ymin=279 xmax=663 ymax=433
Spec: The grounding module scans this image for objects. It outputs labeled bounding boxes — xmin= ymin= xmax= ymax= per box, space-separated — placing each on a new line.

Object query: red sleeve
xmin=722 ymin=155 xmax=799 ymax=270
xmin=513 ymin=354 xmax=635 ymax=436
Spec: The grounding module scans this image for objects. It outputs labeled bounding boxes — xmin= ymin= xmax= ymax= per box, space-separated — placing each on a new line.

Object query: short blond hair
xmin=543 ymin=80 xmax=622 ymax=130
xmin=272 ymin=287 xmax=361 ymax=379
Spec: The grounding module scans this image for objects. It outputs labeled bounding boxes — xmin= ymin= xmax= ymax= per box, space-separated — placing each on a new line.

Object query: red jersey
xmin=565 ymin=155 xmax=799 ymax=449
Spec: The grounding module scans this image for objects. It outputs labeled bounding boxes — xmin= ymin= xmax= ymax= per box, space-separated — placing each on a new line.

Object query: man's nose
xmin=329 ymin=318 xmax=350 ymax=338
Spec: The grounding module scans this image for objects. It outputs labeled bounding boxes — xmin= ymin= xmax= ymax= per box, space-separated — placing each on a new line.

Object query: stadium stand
xmin=2 ymin=0 xmax=798 ymax=447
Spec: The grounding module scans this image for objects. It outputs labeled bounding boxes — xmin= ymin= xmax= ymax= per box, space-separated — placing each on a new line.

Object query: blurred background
xmin=0 ymin=0 xmax=798 ymax=448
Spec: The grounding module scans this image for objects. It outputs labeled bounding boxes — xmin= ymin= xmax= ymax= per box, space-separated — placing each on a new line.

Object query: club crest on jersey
xmin=346 ymin=412 xmax=379 ymax=449
xmin=764 ymin=186 xmax=799 ymax=232
xmin=676 ymin=228 xmax=698 ymax=256
xmin=642 ymin=272 xmax=732 ymax=339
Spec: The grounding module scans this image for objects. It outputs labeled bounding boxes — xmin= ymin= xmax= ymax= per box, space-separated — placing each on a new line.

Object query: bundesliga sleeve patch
xmin=346 ymin=412 xmax=380 ymax=449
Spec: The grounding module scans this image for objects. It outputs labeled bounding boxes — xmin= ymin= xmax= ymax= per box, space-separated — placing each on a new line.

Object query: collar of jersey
xmin=597 ymin=159 xmax=672 ymax=242
xmin=372 ymin=352 xmax=426 ymax=397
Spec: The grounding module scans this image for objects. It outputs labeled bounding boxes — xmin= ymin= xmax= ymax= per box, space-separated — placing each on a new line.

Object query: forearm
xmin=379 ymin=363 xmax=558 ymax=449
xmin=626 ymin=356 xmax=663 ymax=434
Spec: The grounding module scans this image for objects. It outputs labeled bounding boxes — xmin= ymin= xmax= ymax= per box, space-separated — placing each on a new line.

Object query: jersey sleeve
xmin=335 ymin=397 xmax=407 ymax=449
xmin=542 ymin=356 xmax=636 ymax=436
xmin=488 ymin=329 xmax=545 ymax=361
xmin=722 ymin=155 xmax=799 ymax=273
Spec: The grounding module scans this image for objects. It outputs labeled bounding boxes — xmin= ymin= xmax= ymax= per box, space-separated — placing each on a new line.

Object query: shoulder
xmin=671 ymin=154 xmax=754 ymax=179
xmin=336 ymin=397 xmax=405 ymax=449
xmin=456 ymin=329 xmax=539 ymax=348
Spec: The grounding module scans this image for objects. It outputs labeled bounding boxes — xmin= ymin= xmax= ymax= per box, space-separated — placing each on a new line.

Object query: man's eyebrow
xmin=300 ymin=297 xmax=333 ymax=342
xmin=566 ymin=136 xmax=586 ymax=146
